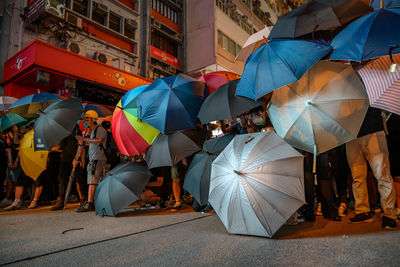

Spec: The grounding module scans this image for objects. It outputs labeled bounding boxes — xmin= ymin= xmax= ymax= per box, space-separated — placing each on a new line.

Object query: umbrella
xmin=136 ymin=74 xmax=208 ymax=133
xmin=145 ymin=130 xmax=206 ymax=169
xmin=83 ymin=103 xmax=113 ymax=117
xmin=330 ymin=8 xmax=400 ymax=61
xmin=64 ymin=166 xmax=77 ymax=207
xmin=370 ymin=0 xmax=400 ymax=9
xmin=8 ymin=93 xmax=59 ymax=119
xmin=209 ymin=132 xmax=305 ymax=237
xmin=94 ymin=162 xmax=152 ymax=216
xmin=34 ymin=99 xmax=83 ymax=150
xmin=357 ymin=54 xmax=400 ymax=115
xmin=268 ymin=0 xmax=372 ymax=39
xmin=183 ymin=134 xmax=235 ymax=206
xmin=197 ymin=79 xmax=263 ymax=124
xmin=112 ymin=85 xmax=160 ymax=156
xmin=20 ymin=130 xmax=49 ymax=181
xmin=0 ymin=114 xmax=27 ymax=132
xmin=267 ymin=60 xmax=369 ymax=155
xmin=236 ymin=26 xmax=272 ymax=62
xmin=236 ymin=39 xmax=332 ymax=100
xmin=0 ymin=96 xmax=18 ymax=111
xmin=197 ymin=71 xmax=240 ymax=94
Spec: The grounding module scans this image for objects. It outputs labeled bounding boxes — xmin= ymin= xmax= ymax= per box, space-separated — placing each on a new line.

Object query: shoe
xmin=338 ymin=203 xmax=347 ymax=217
xmin=348 ymin=213 xmax=373 ymax=224
xmin=51 ymin=198 xmax=64 ymax=211
xmin=3 ymin=200 xmax=22 ymax=211
xmin=27 ymin=200 xmax=38 ymax=209
xmin=201 ymin=203 xmax=214 ymax=214
xmin=75 ymin=201 xmax=95 ymax=212
xmin=285 ymin=212 xmax=298 ymax=225
xmin=315 ymin=203 xmax=323 ymax=216
xmin=382 ymin=216 xmax=397 ymax=230
xmin=170 ymin=201 xmax=183 ymax=211
xmin=0 ymin=198 xmax=12 ymax=207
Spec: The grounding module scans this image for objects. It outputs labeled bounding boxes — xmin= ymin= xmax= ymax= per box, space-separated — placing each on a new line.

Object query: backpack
xmin=93 ymin=125 xmax=118 ymax=165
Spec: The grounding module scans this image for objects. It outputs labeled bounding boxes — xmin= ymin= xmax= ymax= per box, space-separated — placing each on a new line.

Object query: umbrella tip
xmin=169 ymin=84 xmax=173 ymax=90
xmin=262 ymin=36 xmax=269 ymax=44
xmin=233 ymin=170 xmax=244 ymax=176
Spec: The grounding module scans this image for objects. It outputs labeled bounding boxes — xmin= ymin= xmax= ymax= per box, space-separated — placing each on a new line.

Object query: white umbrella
xmin=267 ymin=60 xmax=369 ymax=155
xmin=235 ymin=26 xmax=272 ymax=62
xmin=209 ymin=132 xmax=304 ymax=238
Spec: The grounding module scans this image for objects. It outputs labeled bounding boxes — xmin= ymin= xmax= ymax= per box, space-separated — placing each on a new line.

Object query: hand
xmin=8 ymin=162 xmax=12 ymax=169
xmin=12 ymin=162 xmax=18 ymax=170
xmin=75 ymin=135 xmax=84 ymax=142
xmin=72 ymin=160 xmax=80 ymax=168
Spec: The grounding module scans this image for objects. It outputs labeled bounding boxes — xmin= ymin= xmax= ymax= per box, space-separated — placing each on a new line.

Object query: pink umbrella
xmin=197 ymin=71 xmax=240 ymax=94
xmin=358 ymin=54 xmax=400 ymax=115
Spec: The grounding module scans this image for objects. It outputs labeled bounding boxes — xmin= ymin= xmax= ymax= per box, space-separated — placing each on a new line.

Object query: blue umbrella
xmin=8 ymin=93 xmax=60 ymax=119
xmin=330 ymin=8 xmax=400 ymax=61
xmin=0 ymin=113 xmax=27 ymax=132
xmin=120 ymin=85 xmax=149 ymax=107
xmin=235 ymin=39 xmax=332 ymax=100
xmin=136 ymin=74 xmax=208 ymax=133
xmin=370 ymin=0 xmax=400 ymax=9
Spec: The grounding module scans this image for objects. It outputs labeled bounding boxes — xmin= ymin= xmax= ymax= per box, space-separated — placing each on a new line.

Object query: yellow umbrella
xmin=20 ymin=130 xmax=48 ymax=181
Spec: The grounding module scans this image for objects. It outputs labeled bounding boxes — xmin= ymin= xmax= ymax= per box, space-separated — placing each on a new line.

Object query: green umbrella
xmin=0 ymin=113 xmax=27 ymax=132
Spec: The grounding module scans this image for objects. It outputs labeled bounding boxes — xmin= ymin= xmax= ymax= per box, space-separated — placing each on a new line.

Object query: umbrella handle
xmin=389 ymin=45 xmax=398 ymax=63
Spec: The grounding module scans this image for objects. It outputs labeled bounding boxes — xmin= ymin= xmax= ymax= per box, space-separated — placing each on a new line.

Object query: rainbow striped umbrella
xmin=112 ymin=86 xmax=160 ymax=156
xmin=358 ymin=54 xmax=400 ymax=115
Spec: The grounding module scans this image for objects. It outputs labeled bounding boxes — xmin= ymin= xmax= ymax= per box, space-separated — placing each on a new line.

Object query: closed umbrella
xmin=198 ymin=79 xmax=263 ymax=124
xmin=209 ymin=132 xmax=305 ymax=237
xmin=0 ymin=114 xmax=26 ymax=132
xmin=34 ymin=99 xmax=83 ymax=150
xmin=236 ymin=39 xmax=332 ymax=100
xmin=236 ymin=26 xmax=272 ymax=62
xmin=0 ymin=96 xmax=18 ymax=111
xmin=357 ymin=54 xmax=400 ymax=115
xmin=8 ymin=93 xmax=59 ymax=119
xmin=20 ymin=130 xmax=49 ymax=181
xmin=94 ymin=162 xmax=152 ymax=216
xmin=183 ymin=134 xmax=234 ymax=206
xmin=136 ymin=74 xmax=208 ymax=133
xmin=268 ymin=0 xmax=372 ymax=39
xmin=267 ymin=60 xmax=369 ymax=155
xmin=145 ymin=130 xmax=206 ymax=169
xmin=330 ymin=8 xmax=400 ymax=61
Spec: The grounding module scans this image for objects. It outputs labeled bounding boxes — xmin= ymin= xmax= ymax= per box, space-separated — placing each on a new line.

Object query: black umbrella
xmin=197 ymin=79 xmax=263 ymax=124
xmin=64 ymin=166 xmax=77 ymax=208
xmin=33 ymin=98 xmax=83 ymax=150
xmin=183 ymin=135 xmax=234 ymax=206
xmin=94 ymin=162 xmax=152 ymax=216
xmin=268 ymin=0 xmax=372 ymax=39
xmin=145 ymin=129 xmax=207 ymax=169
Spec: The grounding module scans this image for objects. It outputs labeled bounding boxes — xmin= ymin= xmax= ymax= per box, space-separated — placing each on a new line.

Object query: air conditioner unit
xmin=94 ymin=3 xmax=108 ymax=14
xmin=65 ymin=12 xmax=83 ymax=29
xmin=176 ymin=33 xmax=182 ymax=41
xmin=153 ymin=20 xmax=161 ymax=28
xmin=94 ymin=51 xmax=113 ymax=66
xmin=127 ymin=19 xmax=138 ymax=28
xmin=67 ymin=41 xmax=87 ymax=56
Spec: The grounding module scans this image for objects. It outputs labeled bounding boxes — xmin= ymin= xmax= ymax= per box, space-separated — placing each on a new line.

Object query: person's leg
xmin=76 ymin=160 xmax=104 ymax=212
xmin=394 ymin=176 xmax=400 ymax=211
xmin=28 ymin=186 xmax=43 ymax=209
xmin=301 ymin=152 xmax=315 ymax=221
xmin=52 ymin=162 xmax=72 ymax=210
xmin=88 ymin=184 xmax=97 ymax=203
xmin=3 ymin=186 xmax=23 ymax=211
xmin=172 ymin=178 xmax=181 ymax=208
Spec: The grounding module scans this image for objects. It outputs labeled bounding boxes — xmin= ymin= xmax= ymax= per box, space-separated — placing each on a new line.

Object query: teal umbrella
xmin=0 ymin=113 xmax=27 ymax=132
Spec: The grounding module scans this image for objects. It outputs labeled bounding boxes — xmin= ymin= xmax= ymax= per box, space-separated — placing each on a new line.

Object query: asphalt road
xmin=0 ymin=204 xmax=399 ymax=266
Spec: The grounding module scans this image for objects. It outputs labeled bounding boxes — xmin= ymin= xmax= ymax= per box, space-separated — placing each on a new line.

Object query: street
xmin=1 ymin=204 xmax=399 ymax=266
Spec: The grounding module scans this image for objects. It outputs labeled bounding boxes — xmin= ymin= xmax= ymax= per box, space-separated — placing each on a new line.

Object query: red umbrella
xmin=197 ymin=71 xmax=240 ymax=94
xmin=357 ymin=54 xmax=400 ymax=115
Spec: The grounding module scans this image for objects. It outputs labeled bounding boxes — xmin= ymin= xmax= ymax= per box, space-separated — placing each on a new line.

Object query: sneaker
xmin=201 ymin=203 xmax=214 ymax=214
xmin=338 ymin=203 xmax=347 ymax=217
xmin=348 ymin=213 xmax=373 ymax=224
xmin=0 ymin=198 xmax=12 ymax=207
xmin=382 ymin=216 xmax=397 ymax=230
xmin=315 ymin=203 xmax=323 ymax=216
xmin=51 ymin=198 xmax=64 ymax=211
xmin=75 ymin=201 xmax=95 ymax=212
xmin=27 ymin=200 xmax=38 ymax=209
xmin=3 ymin=200 xmax=22 ymax=211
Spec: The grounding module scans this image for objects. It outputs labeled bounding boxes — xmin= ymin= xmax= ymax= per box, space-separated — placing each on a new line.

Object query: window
xmin=218 ymin=30 xmax=240 ymax=56
xmin=151 ymin=32 xmax=178 ymax=57
xmin=92 ymin=2 xmax=107 ymax=25
xmin=109 ymin=11 xmax=122 ymax=33
xmin=124 ymin=18 xmax=137 ymax=40
xmin=72 ymin=0 xmax=89 ymax=16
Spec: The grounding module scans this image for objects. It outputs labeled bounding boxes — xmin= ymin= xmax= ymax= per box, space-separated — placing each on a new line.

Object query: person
xmin=140 ymin=167 xmax=172 ymax=208
xmin=50 ymin=126 xmax=82 ymax=210
xmin=74 ymin=110 xmax=107 ymax=212
xmin=346 ymin=107 xmax=397 ymax=229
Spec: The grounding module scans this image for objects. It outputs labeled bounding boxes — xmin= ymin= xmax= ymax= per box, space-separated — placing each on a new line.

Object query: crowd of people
xmin=1 ymin=105 xmax=399 ymax=231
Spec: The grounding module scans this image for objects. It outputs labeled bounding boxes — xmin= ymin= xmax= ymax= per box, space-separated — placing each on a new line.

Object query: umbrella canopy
xmin=136 ymin=74 xmax=208 ymax=133
xmin=268 ymin=60 xmax=369 ymax=155
xmin=357 ymin=54 xmax=400 ymax=115
xmin=370 ymin=0 xmax=400 ymax=9
xmin=197 ymin=79 xmax=263 ymax=124
xmin=8 ymin=93 xmax=59 ymax=119
xmin=197 ymin=71 xmax=240 ymax=94
xmin=145 ymin=130 xmax=206 ymax=169
xmin=268 ymin=0 xmax=372 ymax=39
xmin=330 ymin=8 xmax=400 ymax=61
xmin=34 ymin=99 xmax=83 ymax=150
xmin=209 ymin=132 xmax=305 ymax=237
xmin=183 ymin=134 xmax=235 ymax=206
xmin=0 ymin=96 xmax=18 ymax=111
xmin=20 ymin=130 xmax=49 ymax=181
xmin=236 ymin=26 xmax=272 ymax=62
xmin=236 ymin=39 xmax=332 ymax=100
xmin=0 ymin=114 xmax=26 ymax=132
xmin=83 ymin=103 xmax=113 ymax=117
xmin=94 ymin=162 xmax=152 ymax=216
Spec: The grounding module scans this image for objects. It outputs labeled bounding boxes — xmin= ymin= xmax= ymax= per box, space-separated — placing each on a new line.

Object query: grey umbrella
xmin=197 ymin=79 xmax=263 ymax=124
xmin=94 ymin=162 xmax=152 ymax=216
xmin=33 ymin=98 xmax=83 ymax=150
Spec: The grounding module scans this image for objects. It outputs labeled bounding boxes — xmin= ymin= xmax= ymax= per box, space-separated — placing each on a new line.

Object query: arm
xmin=146 ymin=177 xmax=164 ymax=187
